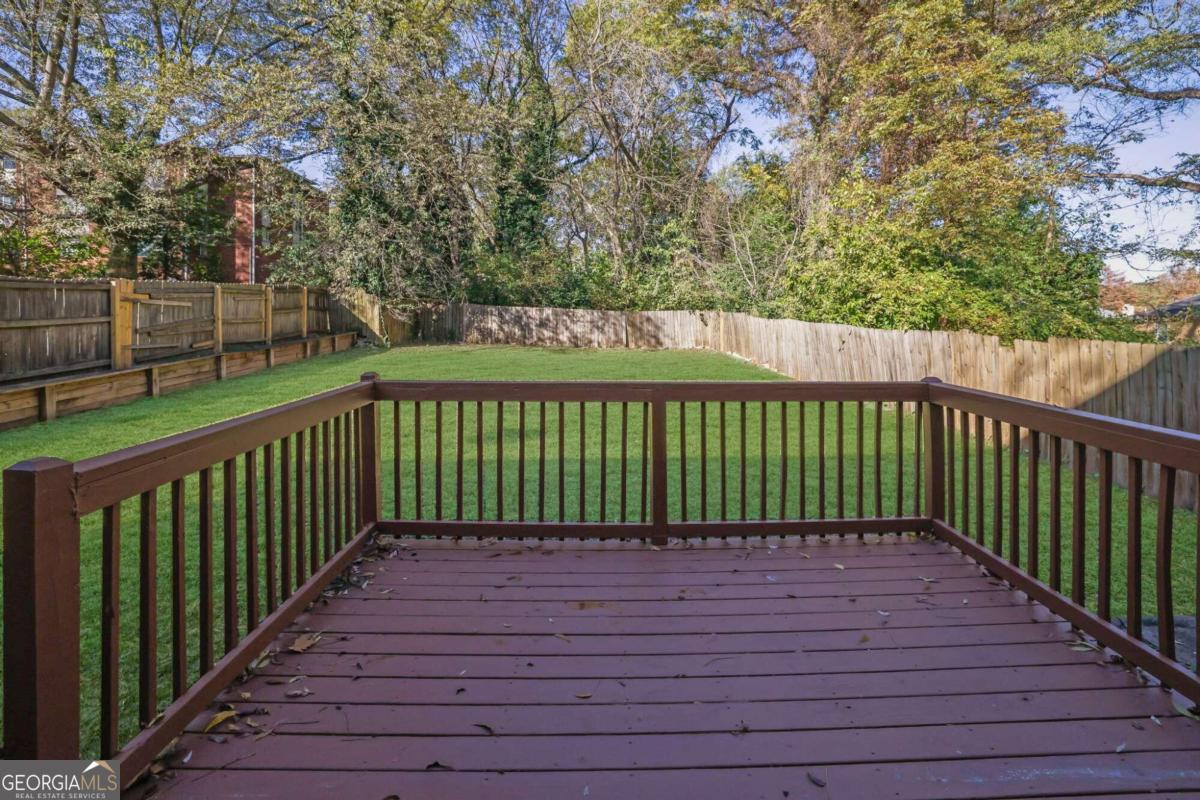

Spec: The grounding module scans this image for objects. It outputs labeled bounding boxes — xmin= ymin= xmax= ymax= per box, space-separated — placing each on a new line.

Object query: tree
xmin=0 ymin=0 xmax=313 ymax=276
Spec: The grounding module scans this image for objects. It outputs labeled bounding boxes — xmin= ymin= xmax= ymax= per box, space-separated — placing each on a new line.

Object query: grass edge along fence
xmin=3 ymin=375 xmax=1199 ymax=789
xmin=417 ymin=302 xmax=1200 ymax=511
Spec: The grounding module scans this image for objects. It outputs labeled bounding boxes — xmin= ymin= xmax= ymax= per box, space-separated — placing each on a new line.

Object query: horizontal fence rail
xmin=3 ymin=374 xmax=1199 ymax=792
xmin=0 ymin=277 xmax=364 ymax=385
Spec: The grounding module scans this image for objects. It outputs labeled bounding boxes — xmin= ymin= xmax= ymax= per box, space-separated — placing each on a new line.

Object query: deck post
xmin=3 ymin=457 xmax=80 ymax=759
xmin=650 ymin=392 xmax=668 ymax=545
xmin=922 ymin=378 xmax=946 ymax=522
xmin=358 ymin=373 xmax=382 ymax=526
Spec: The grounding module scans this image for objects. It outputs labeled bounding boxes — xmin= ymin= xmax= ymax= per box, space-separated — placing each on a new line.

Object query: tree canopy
xmin=2 ymin=0 xmax=1197 ymax=341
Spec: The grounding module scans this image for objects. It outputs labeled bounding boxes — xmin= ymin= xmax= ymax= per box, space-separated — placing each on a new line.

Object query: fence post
xmin=264 ymin=286 xmax=274 ymax=346
xmin=3 ymin=457 xmax=80 ymax=759
xmin=213 ymin=284 xmax=224 ymax=354
xmin=300 ymin=287 xmax=309 ymax=341
xmin=922 ymin=378 xmax=946 ymax=522
xmin=651 ymin=392 xmax=668 ymax=545
xmin=110 ymin=278 xmax=135 ymax=370
xmin=358 ymin=373 xmax=382 ymax=527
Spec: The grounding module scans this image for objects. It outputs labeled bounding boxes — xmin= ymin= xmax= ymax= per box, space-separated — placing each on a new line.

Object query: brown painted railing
xmin=3 ymin=374 xmax=1198 ymax=790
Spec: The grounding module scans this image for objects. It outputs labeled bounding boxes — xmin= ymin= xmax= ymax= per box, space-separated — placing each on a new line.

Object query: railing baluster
xmin=856 ymin=401 xmax=865 ymax=520
xmin=1049 ymin=436 xmax=1062 ymax=591
xmin=960 ymin=410 xmax=969 ymax=534
xmin=756 ymin=401 xmax=766 ymax=523
xmin=310 ymin=425 xmax=321 ymax=567
xmin=740 ymin=401 xmax=748 ymax=522
xmin=798 ymin=402 xmax=806 ymax=519
xmin=1009 ymin=424 xmax=1020 ymax=566
xmin=913 ymin=402 xmax=923 ymax=517
xmin=599 ymin=402 xmax=607 ymax=522
xmin=138 ymin=489 xmax=157 ymax=728
xmin=1127 ymin=458 xmax=1143 ymax=639
xmin=245 ymin=450 xmax=260 ymax=630
xmin=577 ymin=402 xmax=584 ymax=521
xmin=720 ymin=401 xmax=728 ymax=521
xmin=560 ymin=402 xmax=567 ymax=522
xmin=171 ymin=478 xmax=187 ymax=698
xmin=333 ymin=419 xmax=343 ymax=546
xmin=414 ymin=402 xmax=423 ymax=520
xmin=264 ymin=443 xmax=277 ymax=611
xmin=393 ymin=402 xmax=400 ymax=518
xmin=1156 ymin=465 xmax=1177 ymax=660
xmin=500 ymin=402 xmax=507 ymax=523
xmin=279 ymin=439 xmax=292 ymax=597
xmin=1098 ymin=449 xmax=1114 ymax=620
xmin=475 ymin=401 xmax=482 ymax=522
xmin=460 ymin=400 xmax=470 ymax=525
xmin=472 ymin=402 xmax=482 ymax=522
xmin=321 ymin=422 xmax=332 ymax=560
xmin=101 ymin=502 xmax=121 ymax=757
xmin=295 ymin=430 xmax=306 ymax=583
xmin=639 ymin=401 xmax=648 ymax=524
xmin=679 ymin=402 xmax=688 ymax=522
xmin=817 ymin=401 xmax=826 ymax=518
xmin=893 ymin=402 xmax=903 ymax=517
xmin=1071 ymin=441 xmax=1086 ymax=605
xmin=974 ymin=415 xmax=984 ymax=544
xmin=873 ymin=401 xmax=882 ymax=518
xmin=352 ymin=410 xmax=362 ymax=532
xmin=223 ymin=457 xmax=240 ymax=652
xmin=781 ymin=402 xmax=790 ymax=519
xmin=489 ymin=400 xmax=499 ymax=525
xmin=991 ymin=418 xmax=1002 ymax=555
xmin=923 ymin=402 xmax=945 ymax=520
xmin=498 ymin=401 xmax=506 ymax=521
xmin=946 ymin=408 xmax=956 ymax=527
xmin=836 ymin=401 xmax=845 ymax=520
xmin=700 ymin=401 xmax=708 ymax=522
xmin=518 ymin=401 xmax=526 ymax=521
xmin=619 ymin=403 xmax=628 ymax=524
xmin=1027 ymin=431 xmax=1040 ymax=580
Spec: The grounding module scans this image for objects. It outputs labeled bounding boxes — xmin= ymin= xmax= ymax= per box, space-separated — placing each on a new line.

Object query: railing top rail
xmin=929 ymin=382 xmax=1200 ymax=474
xmin=373 ymin=379 xmax=931 ymax=403
xmin=73 ymin=379 xmax=374 ymax=514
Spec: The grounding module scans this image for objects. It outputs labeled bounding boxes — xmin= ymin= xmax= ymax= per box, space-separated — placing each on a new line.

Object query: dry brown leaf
xmin=574 ymin=693 xmax=593 ymax=699
xmin=284 ymin=688 xmax=313 ymax=698
xmin=203 ymin=709 xmax=239 ymax=733
xmin=833 ymin=563 xmax=845 ymax=571
xmin=553 ymin=633 xmax=571 ymax=642
xmin=288 ymin=632 xmax=323 ymax=653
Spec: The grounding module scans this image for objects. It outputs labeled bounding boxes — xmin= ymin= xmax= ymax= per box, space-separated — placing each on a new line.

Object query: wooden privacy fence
xmin=0 ymin=277 xmax=357 ymax=383
xmin=420 ymin=303 xmax=1200 ymax=509
xmin=4 ymin=375 xmax=1199 ymax=789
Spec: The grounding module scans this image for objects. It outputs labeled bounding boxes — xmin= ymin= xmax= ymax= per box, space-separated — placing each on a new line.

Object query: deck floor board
xmin=144 ymin=535 xmax=1200 ymax=798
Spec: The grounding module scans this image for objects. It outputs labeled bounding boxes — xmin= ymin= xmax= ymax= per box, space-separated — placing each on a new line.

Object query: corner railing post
xmin=358 ymin=373 xmax=382 ymax=527
xmin=922 ymin=378 xmax=946 ymax=522
xmin=3 ymin=457 xmax=80 ymax=759
xmin=650 ymin=392 xmax=668 ymax=545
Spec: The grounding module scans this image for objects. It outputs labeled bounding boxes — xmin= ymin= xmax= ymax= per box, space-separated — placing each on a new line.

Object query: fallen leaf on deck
xmin=876 ymin=610 xmax=891 ymax=617
xmin=730 ymin=721 xmax=750 ymax=736
xmin=918 ymin=576 xmax=937 ymax=583
xmin=798 ymin=552 xmax=811 ymax=559
xmin=288 ymin=632 xmax=323 ymax=653
xmin=833 ymin=563 xmax=845 ymax=571
xmin=238 ymin=691 xmax=252 ymax=701
xmin=554 ymin=633 xmax=571 ymax=642
xmin=1116 ymin=742 xmax=1127 ymax=753
xmin=806 ymin=771 xmax=826 ymax=788
xmin=284 ymin=688 xmax=313 ymax=698
xmin=203 ymin=710 xmax=239 ymax=732
xmin=425 ymin=761 xmax=454 ymax=771
xmin=474 ymin=724 xmax=495 ymax=735
xmin=858 ymin=634 xmax=870 ymax=644
xmin=575 ymin=693 xmax=593 ymax=699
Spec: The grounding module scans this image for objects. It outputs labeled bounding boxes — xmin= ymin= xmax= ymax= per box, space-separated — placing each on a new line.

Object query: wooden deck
xmin=141 ymin=534 xmax=1200 ymax=799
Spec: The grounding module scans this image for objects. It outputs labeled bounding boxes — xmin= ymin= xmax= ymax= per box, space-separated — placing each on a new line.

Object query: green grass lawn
xmin=0 ymin=343 xmax=1196 ymax=756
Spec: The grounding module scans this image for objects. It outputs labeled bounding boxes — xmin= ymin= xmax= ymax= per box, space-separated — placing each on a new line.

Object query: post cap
xmin=360 ymin=372 xmax=379 ymax=382
xmin=920 ymin=376 xmax=943 ymax=383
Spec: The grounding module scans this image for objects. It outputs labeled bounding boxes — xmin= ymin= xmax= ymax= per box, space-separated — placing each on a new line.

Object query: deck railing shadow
xmin=3 ymin=374 xmax=1199 ymax=790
